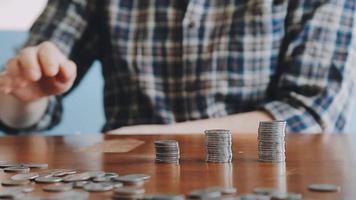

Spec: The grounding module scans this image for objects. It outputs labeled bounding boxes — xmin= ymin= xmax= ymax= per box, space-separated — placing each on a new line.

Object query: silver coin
xmin=1 ymin=179 xmax=30 ymax=186
xmin=52 ymin=169 xmax=77 ymax=177
xmin=35 ymin=176 xmax=62 ymax=183
xmin=48 ymin=191 xmax=89 ymax=200
xmin=73 ymin=181 xmax=89 ymax=188
xmin=188 ymin=188 xmax=221 ymax=199
xmin=207 ymin=187 xmax=237 ymax=195
xmin=143 ymin=193 xmax=185 ymax=200
xmin=43 ymin=183 xmax=73 ymax=192
xmin=114 ymin=174 xmax=151 ymax=183
xmin=92 ymin=176 xmax=113 ymax=182
xmin=240 ymin=193 xmax=270 ymax=200
xmin=0 ymin=163 xmax=19 ymax=168
xmin=85 ymin=170 xmax=106 ymax=178
xmin=114 ymin=187 xmax=146 ymax=195
xmin=62 ymin=172 xmax=91 ymax=182
xmin=286 ymin=192 xmax=303 ymax=200
xmin=11 ymin=172 xmax=39 ymax=181
xmin=23 ymin=163 xmax=48 ymax=169
xmin=308 ymin=183 xmax=340 ymax=192
xmin=3 ymin=166 xmax=30 ymax=173
xmin=83 ymin=182 xmax=114 ymax=192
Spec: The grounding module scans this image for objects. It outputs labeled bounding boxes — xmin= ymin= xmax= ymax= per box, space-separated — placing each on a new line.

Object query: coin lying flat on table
xmin=73 ymin=181 xmax=89 ymax=188
xmin=253 ymin=187 xmax=277 ymax=195
xmin=188 ymin=188 xmax=222 ymax=199
xmin=308 ymin=183 xmax=340 ymax=192
xmin=35 ymin=176 xmax=62 ymax=184
xmin=113 ymin=187 xmax=146 ymax=200
xmin=62 ymin=172 xmax=91 ymax=182
xmin=1 ymin=179 xmax=30 ymax=186
xmin=43 ymin=183 xmax=73 ymax=192
xmin=206 ymin=187 xmax=237 ymax=195
xmin=53 ymin=169 xmax=77 ymax=177
xmin=11 ymin=172 xmax=39 ymax=181
xmin=83 ymin=182 xmax=114 ymax=192
xmin=0 ymin=163 xmax=19 ymax=168
xmin=143 ymin=193 xmax=185 ymax=200
xmin=23 ymin=163 xmax=48 ymax=169
xmin=3 ymin=166 xmax=30 ymax=173
xmin=48 ymin=191 xmax=89 ymax=200
xmin=113 ymin=174 xmax=150 ymax=186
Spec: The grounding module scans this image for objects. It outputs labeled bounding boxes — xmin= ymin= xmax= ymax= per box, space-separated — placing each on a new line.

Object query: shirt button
xmin=188 ymin=19 xmax=196 ymax=28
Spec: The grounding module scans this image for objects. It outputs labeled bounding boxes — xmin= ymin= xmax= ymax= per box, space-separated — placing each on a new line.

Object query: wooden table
xmin=0 ymin=134 xmax=355 ymax=199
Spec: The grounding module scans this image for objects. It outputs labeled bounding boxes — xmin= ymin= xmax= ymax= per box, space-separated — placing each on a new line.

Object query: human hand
xmin=0 ymin=41 xmax=77 ymax=102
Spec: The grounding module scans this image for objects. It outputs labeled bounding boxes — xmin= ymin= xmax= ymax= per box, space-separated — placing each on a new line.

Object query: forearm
xmin=170 ymin=111 xmax=273 ymax=134
xmin=0 ymin=94 xmax=49 ymax=129
xmin=109 ymin=111 xmax=274 ymax=135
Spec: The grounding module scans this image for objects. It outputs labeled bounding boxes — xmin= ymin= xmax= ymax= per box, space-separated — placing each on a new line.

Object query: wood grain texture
xmin=0 ymin=134 xmax=355 ymax=199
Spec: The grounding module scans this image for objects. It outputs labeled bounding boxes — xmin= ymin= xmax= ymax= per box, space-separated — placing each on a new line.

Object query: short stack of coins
xmin=154 ymin=140 xmax=180 ymax=164
xmin=205 ymin=129 xmax=232 ymax=163
xmin=258 ymin=121 xmax=286 ymax=162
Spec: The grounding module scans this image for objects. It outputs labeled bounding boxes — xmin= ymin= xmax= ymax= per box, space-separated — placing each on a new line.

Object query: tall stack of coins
xmin=258 ymin=121 xmax=286 ymax=162
xmin=205 ymin=129 xmax=232 ymax=163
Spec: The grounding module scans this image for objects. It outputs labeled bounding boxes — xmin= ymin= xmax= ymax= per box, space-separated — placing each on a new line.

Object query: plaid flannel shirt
xmin=2 ymin=0 xmax=356 ymax=133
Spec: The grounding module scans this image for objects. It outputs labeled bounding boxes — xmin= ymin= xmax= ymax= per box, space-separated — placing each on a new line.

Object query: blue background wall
xmin=0 ymin=31 xmax=104 ymax=135
xmin=0 ymin=31 xmax=355 ymax=134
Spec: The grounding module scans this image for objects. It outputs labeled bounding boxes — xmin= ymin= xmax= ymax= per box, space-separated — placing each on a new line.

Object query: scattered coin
xmin=1 ymin=179 xmax=30 ymax=186
xmin=0 ymin=163 xmax=19 ymax=168
xmin=113 ymin=187 xmax=145 ymax=200
xmin=23 ymin=163 xmax=49 ymax=169
xmin=35 ymin=176 xmax=62 ymax=184
xmin=113 ymin=174 xmax=150 ymax=186
xmin=43 ymin=183 xmax=73 ymax=192
xmin=286 ymin=192 xmax=303 ymax=200
xmin=62 ymin=172 xmax=91 ymax=182
xmin=207 ymin=186 xmax=237 ymax=195
xmin=83 ymin=182 xmax=114 ymax=192
xmin=103 ymin=172 xmax=119 ymax=179
xmin=86 ymin=171 xmax=106 ymax=178
xmin=143 ymin=193 xmax=185 ymax=200
xmin=92 ymin=176 xmax=113 ymax=182
xmin=73 ymin=181 xmax=89 ymax=188
xmin=308 ymin=183 xmax=340 ymax=192
xmin=188 ymin=188 xmax=222 ymax=199
xmin=3 ymin=166 xmax=30 ymax=173
xmin=155 ymin=140 xmax=180 ymax=164
xmin=240 ymin=193 xmax=270 ymax=200
xmin=253 ymin=187 xmax=277 ymax=195
xmin=205 ymin=129 xmax=232 ymax=163
xmin=53 ymin=169 xmax=77 ymax=177
xmin=48 ymin=191 xmax=89 ymax=200
xmin=11 ymin=172 xmax=39 ymax=181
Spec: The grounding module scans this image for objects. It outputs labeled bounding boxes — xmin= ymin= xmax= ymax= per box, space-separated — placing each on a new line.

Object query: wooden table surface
xmin=0 ymin=133 xmax=355 ymax=200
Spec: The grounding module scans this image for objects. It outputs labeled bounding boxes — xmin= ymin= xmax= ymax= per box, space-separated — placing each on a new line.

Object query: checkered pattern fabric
xmin=2 ymin=0 xmax=356 ymax=133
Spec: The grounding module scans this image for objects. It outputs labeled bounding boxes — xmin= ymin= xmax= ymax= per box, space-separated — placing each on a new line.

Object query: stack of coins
xmin=258 ymin=121 xmax=286 ymax=162
xmin=154 ymin=140 xmax=180 ymax=164
xmin=205 ymin=129 xmax=232 ymax=163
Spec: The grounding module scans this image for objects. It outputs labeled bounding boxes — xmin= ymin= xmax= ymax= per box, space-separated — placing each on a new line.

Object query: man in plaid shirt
xmin=0 ymin=0 xmax=355 ymax=134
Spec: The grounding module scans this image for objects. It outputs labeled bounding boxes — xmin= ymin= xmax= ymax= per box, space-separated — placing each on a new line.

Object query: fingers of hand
xmin=17 ymin=47 xmax=42 ymax=81
xmin=57 ymin=60 xmax=77 ymax=83
xmin=38 ymin=42 xmax=65 ymax=77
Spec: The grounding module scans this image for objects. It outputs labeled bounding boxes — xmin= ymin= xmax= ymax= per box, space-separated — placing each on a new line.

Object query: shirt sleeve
xmin=0 ymin=0 xmax=100 ymax=134
xmin=260 ymin=0 xmax=356 ymax=133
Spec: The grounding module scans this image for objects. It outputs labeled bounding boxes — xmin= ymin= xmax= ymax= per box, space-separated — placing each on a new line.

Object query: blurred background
xmin=0 ymin=0 xmax=104 ymax=135
xmin=0 ymin=1 xmax=354 ymax=134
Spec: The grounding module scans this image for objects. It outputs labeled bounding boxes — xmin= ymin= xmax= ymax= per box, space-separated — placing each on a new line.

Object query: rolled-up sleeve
xmin=260 ymin=0 xmax=356 ymax=133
